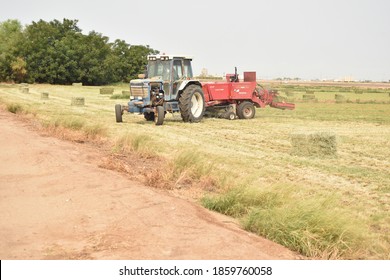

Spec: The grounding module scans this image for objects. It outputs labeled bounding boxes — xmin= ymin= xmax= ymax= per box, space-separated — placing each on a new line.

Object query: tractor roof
xmin=147 ymin=54 xmax=193 ymax=60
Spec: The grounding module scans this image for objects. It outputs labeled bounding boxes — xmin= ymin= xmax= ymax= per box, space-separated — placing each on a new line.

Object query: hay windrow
xmin=335 ymin=94 xmax=346 ymax=103
xmin=71 ymin=97 xmax=85 ymax=106
xmin=100 ymin=87 xmax=114 ymax=95
xmin=290 ymin=132 xmax=337 ymax=157
xmin=20 ymin=87 xmax=29 ymax=94
xmin=41 ymin=92 xmax=49 ymax=99
xmin=302 ymin=94 xmax=317 ymax=102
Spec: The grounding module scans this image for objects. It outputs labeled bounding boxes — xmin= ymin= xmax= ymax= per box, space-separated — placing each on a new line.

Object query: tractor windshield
xmin=147 ymin=60 xmax=171 ymax=81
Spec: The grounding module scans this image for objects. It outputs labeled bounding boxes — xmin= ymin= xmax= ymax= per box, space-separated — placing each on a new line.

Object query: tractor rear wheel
xmin=179 ymin=85 xmax=205 ymax=122
xmin=237 ymin=101 xmax=256 ymax=119
xmin=154 ymin=106 xmax=164 ymax=126
xmin=115 ymin=104 xmax=123 ymax=123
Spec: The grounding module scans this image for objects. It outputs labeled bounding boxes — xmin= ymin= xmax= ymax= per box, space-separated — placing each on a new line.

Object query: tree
xmin=10 ymin=57 xmax=27 ymax=82
xmin=0 ymin=19 xmax=23 ymax=81
xmin=0 ymin=18 xmax=159 ymax=85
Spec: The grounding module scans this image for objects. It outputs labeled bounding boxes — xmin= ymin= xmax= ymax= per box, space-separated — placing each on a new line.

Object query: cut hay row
xmin=335 ymin=94 xmax=346 ymax=103
xmin=41 ymin=92 xmax=49 ymax=99
xmin=302 ymin=94 xmax=317 ymax=102
xmin=285 ymin=91 xmax=295 ymax=97
xmin=100 ymin=87 xmax=114 ymax=95
xmin=20 ymin=87 xmax=29 ymax=94
xmin=71 ymin=97 xmax=85 ymax=106
xmin=290 ymin=132 xmax=337 ymax=157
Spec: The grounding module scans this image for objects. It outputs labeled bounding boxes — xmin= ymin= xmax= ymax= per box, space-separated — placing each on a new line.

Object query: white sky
xmin=1 ymin=0 xmax=389 ymax=81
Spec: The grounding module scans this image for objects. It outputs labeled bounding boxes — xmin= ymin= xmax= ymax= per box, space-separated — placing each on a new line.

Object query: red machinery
xmin=201 ymin=70 xmax=295 ymax=120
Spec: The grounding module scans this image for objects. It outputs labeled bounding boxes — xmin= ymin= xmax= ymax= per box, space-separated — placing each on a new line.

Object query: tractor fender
xmin=176 ymin=80 xmax=202 ymax=100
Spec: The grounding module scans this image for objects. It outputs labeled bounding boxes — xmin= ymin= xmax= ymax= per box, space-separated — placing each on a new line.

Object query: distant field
xmin=1 ymin=82 xmax=389 ymax=259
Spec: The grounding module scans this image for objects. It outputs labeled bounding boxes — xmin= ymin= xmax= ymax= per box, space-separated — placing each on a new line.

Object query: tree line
xmin=0 ymin=19 xmax=158 ymax=85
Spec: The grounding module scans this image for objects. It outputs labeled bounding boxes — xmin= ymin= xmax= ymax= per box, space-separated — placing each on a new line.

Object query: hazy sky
xmin=1 ymin=0 xmax=389 ymax=81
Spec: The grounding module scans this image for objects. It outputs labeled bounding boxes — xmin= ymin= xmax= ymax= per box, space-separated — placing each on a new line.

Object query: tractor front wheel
xmin=179 ymin=85 xmax=205 ymax=122
xmin=144 ymin=112 xmax=155 ymax=121
xmin=115 ymin=104 xmax=123 ymax=123
xmin=154 ymin=106 xmax=164 ymax=126
xmin=237 ymin=101 xmax=256 ymax=119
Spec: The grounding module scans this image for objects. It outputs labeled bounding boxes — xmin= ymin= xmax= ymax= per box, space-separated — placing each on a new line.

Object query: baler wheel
xmin=237 ymin=101 xmax=256 ymax=119
xmin=154 ymin=106 xmax=164 ymax=126
xmin=179 ymin=85 xmax=205 ymax=122
xmin=226 ymin=112 xmax=235 ymax=120
xmin=115 ymin=104 xmax=123 ymax=123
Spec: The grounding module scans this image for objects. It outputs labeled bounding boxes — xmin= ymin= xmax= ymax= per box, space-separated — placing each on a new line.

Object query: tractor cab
xmin=144 ymin=55 xmax=194 ymax=100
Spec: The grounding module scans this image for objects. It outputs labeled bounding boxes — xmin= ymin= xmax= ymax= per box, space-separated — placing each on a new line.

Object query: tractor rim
xmin=191 ymin=92 xmax=203 ymax=118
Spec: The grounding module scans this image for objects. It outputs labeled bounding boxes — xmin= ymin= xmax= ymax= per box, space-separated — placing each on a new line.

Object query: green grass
xmin=0 ymin=82 xmax=389 ymax=259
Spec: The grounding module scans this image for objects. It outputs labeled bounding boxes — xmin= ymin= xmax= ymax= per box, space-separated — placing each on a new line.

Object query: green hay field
xmin=1 ymin=82 xmax=389 ymax=259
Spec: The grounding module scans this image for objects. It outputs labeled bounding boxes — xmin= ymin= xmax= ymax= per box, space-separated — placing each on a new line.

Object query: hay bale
xmin=71 ymin=97 xmax=85 ymax=106
xmin=72 ymin=82 xmax=83 ymax=86
xmin=335 ymin=94 xmax=346 ymax=103
xmin=20 ymin=87 xmax=29 ymax=94
xmin=41 ymin=92 xmax=49 ymax=99
xmin=100 ymin=87 xmax=114 ymax=95
xmin=290 ymin=132 xmax=337 ymax=157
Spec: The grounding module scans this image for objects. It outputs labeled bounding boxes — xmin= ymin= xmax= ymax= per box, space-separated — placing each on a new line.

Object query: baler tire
xmin=144 ymin=112 xmax=155 ymax=121
xmin=227 ymin=112 xmax=235 ymax=120
xmin=115 ymin=104 xmax=123 ymax=123
xmin=154 ymin=106 xmax=164 ymax=126
xmin=237 ymin=101 xmax=256 ymax=119
xmin=179 ymin=85 xmax=205 ymax=123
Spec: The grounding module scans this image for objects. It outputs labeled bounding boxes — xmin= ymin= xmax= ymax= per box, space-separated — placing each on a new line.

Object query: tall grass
xmin=114 ymin=133 xmax=155 ymax=157
xmin=7 ymin=103 xmax=23 ymax=114
xmin=42 ymin=116 xmax=107 ymax=139
xmin=202 ymin=185 xmax=367 ymax=259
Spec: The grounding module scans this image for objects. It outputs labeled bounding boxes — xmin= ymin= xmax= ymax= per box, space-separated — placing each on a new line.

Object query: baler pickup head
xmin=270 ymin=101 xmax=295 ymax=110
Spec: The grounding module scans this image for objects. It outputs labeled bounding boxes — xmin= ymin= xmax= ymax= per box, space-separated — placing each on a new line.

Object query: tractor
xmin=115 ymin=55 xmax=294 ymax=125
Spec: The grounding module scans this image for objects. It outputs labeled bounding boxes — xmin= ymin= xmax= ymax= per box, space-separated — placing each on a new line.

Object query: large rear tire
xmin=154 ymin=106 xmax=164 ymax=126
xmin=115 ymin=104 xmax=123 ymax=123
xmin=179 ymin=85 xmax=205 ymax=122
xmin=237 ymin=101 xmax=255 ymax=119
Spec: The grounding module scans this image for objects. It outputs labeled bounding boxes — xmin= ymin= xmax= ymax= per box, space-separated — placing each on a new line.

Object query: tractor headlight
xmin=138 ymin=96 xmax=143 ymax=100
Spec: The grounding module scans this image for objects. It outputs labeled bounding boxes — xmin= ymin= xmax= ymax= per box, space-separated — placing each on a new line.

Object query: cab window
xmin=173 ymin=60 xmax=183 ymax=80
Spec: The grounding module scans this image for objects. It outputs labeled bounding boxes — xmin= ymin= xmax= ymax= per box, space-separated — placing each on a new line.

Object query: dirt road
xmin=0 ymin=109 xmax=299 ymax=260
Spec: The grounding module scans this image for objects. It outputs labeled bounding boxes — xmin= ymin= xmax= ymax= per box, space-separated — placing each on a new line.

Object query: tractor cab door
xmin=171 ymin=59 xmax=184 ymax=98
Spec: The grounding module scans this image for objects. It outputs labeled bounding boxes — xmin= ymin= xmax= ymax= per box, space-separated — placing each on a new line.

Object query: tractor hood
xmin=130 ymin=77 xmax=164 ymax=86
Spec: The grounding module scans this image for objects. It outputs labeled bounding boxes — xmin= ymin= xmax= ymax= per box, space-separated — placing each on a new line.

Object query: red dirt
xmin=0 ymin=109 xmax=300 ymax=260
